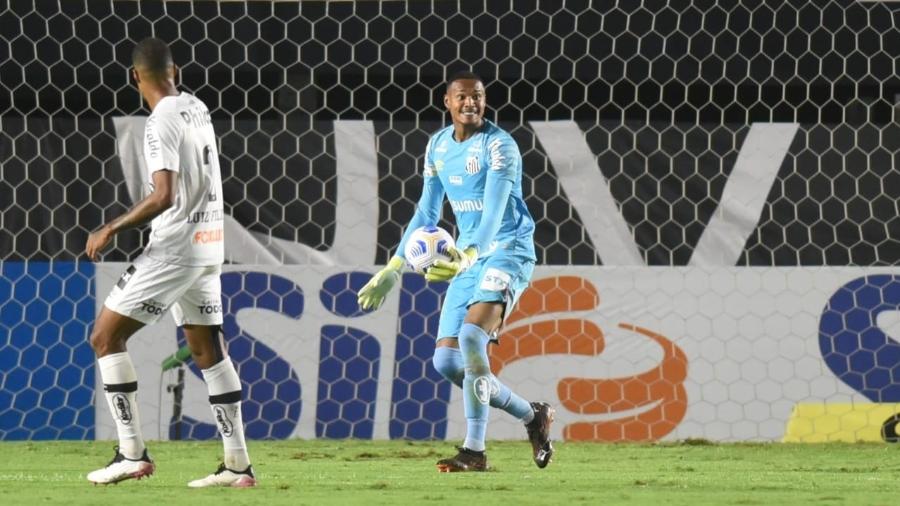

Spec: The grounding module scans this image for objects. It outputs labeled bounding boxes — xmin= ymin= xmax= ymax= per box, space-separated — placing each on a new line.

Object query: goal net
xmin=1 ymin=1 xmax=899 ymax=443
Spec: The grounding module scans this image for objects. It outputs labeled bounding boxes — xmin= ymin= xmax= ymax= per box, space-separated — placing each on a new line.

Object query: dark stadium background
xmin=2 ymin=0 xmax=898 ymax=265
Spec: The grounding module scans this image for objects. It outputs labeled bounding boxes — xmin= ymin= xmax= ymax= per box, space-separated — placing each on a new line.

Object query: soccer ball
xmin=403 ymin=226 xmax=455 ymax=274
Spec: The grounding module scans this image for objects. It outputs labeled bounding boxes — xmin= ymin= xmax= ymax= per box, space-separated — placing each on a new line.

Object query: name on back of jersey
xmin=186 ymin=209 xmax=224 ymax=224
xmin=179 ymin=106 xmax=212 ymax=128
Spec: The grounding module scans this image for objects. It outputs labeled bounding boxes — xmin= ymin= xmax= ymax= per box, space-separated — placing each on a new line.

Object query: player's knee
xmin=190 ymin=351 xmax=211 ymax=370
xmin=185 ymin=325 xmax=225 ymax=369
xmin=188 ymin=343 xmax=225 ymax=369
xmin=458 ymin=323 xmax=491 ymax=373
xmin=458 ymin=322 xmax=489 ymax=349
xmin=432 ymin=346 xmax=464 ymax=386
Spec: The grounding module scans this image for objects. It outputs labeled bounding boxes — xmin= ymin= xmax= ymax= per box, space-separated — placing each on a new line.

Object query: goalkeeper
xmin=358 ymin=71 xmax=554 ymax=472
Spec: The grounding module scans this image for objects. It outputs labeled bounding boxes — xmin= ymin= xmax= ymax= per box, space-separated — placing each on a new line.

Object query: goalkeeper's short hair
xmin=446 ymin=70 xmax=483 ymax=91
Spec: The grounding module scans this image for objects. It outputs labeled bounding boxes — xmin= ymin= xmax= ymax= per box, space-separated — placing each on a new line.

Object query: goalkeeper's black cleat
xmin=87 ymin=445 xmax=155 ymax=485
xmin=436 ymin=446 xmax=490 ymax=472
xmin=526 ymin=402 xmax=555 ymax=468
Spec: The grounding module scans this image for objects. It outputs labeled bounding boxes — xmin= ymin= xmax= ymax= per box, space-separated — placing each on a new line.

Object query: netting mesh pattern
xmin=0 ymin=262 xmax=95 ymax=440
xmin=1 ymin=0 xmax=899 ymax=265
xmin=2 ymin=0 xmax=900 ymax=443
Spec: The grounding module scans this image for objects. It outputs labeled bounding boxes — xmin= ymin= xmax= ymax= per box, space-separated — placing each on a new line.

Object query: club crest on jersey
xmin=465 ymin=156 xmax=480 ymax=175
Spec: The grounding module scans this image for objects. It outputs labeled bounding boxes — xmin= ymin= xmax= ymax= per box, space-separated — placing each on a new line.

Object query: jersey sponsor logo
xmin=145 ymin=118 xmax=160 ymax=159
xmin=197 ymin=302 xmax=222 ymax=315
xmin=449 ymin=199 xmax=483 ymax=212
xmin=186 ymin=210 xmax=223 ymax=224
xmin=140 ymin=299 xmax=167 ymax=315
xmin=449 ymin=175 xmax=463 ymax=185
xmin=465 ymin=156 xmax=480 ymax=175
xmin=480 ymin=268 xmax=511 ymax=292
xmin=193 ymin=229 xmax=224 ymax=244
xmin=213 ymin=405 xmax=234 ymax=437
xmin=467 ymin=146 xmax=482 ymax=153
xmin=488 ymin=138 xmax=505 ymax=171
xmin=112 ymin=394 xmax=133 ymax=425
xmin=116 ymin=264 xmax=136 ymax=290
xmin=434 ymin=140 xmax=448 ymax=153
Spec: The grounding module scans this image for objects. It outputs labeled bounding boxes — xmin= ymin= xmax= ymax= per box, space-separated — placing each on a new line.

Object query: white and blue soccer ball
xmin=403 ymin=225 xmax=455 ymax=274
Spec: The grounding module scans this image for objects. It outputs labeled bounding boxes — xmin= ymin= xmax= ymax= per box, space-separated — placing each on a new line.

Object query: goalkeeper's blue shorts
xmin=436 ymin=251 xmax=535 ymax=341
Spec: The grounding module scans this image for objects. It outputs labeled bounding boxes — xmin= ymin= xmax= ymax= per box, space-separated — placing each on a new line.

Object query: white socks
xmin=98 ymin=352 xmax=145 ymax=459
xmin=201 ymin=357 xmax=251 ymax=470
xmin=99 ymin=352 xmax=250 ymax=470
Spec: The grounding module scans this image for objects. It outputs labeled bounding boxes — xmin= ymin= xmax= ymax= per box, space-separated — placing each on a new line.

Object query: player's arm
xmin=426 ymin=136 xmax=518 ymax=282
xmin=85 ymin=169 xmax=176 ymax=261
xmin=86 ymin=110 xmax=181 ymax=261
xmin=358 ymin=139 xmax=445 ymax=309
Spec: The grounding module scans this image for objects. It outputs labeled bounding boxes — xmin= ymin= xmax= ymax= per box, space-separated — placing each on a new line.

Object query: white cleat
xmin=87 ymin=446 xmax=155 ymax=485
xmin=188 ymin=463 xmax=257 ymax=488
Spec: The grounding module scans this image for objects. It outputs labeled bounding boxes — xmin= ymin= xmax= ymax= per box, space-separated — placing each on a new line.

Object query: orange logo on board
xmin=493 ymin=276 xmax=688 ymax=442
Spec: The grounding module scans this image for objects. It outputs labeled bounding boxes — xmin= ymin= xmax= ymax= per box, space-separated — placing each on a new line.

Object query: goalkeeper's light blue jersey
xmin=396 ymin=119 xmax=536 ymax=262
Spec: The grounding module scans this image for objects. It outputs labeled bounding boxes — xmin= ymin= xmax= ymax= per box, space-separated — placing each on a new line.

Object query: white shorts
xmin=104 ymin=254 xmax=223 ymax=326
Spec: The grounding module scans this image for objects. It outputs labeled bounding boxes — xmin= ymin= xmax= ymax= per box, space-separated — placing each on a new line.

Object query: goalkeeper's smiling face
xmin=444 ymin=79 xmax=486 ymax=130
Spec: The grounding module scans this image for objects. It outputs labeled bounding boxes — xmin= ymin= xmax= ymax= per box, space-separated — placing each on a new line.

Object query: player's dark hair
xmin=446 ymin=70 xmax=483 ymax=91
xmin=131 ymin=37 xmax=173 ymax=77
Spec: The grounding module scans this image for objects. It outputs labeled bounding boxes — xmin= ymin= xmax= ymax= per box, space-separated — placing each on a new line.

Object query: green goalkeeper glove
xmin=425 ymin=246 xmax=478 ymax=283
xmin=357 ymin=256 xmax=405 ymax=310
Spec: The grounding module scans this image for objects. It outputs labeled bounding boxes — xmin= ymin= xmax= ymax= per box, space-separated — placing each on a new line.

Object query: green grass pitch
xmin=0 ymin=440 xmax=896 ymax=505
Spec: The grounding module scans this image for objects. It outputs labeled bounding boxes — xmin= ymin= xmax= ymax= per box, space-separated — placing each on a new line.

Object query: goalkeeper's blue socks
xmin=440 ymin=326 xmax=535 ymax=418
xmin=457 ymin=323 xmax=535 ymax=451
